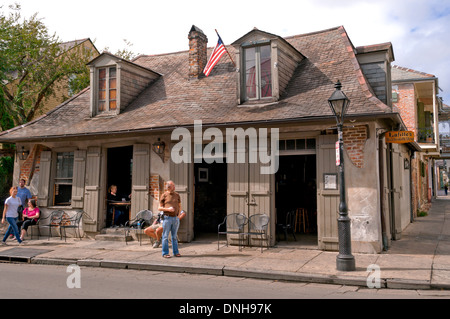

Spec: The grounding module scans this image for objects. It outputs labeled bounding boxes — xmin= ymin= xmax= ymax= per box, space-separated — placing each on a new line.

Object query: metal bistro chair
xmin=217 ymin=213 xmax=247 ymax=251
xmin=124 ymin=210 xmax=153 ymax=245
xmin=38 ymin=210 xmax=65 ymax=240
xmin=61 ymin=210 xmax=84 ymax=242
xmin=277 ymin=210 xmax=297 ymax=242
xmin=246 ymin=214 xmax=270 ymax=252
xmin=28 ymin=215 xmax=42 ymax=240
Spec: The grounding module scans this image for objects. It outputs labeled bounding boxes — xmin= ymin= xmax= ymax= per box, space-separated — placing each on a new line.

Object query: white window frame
xmin=97 ymin=66 xmax=117 ymax=114
xmin=52 ymin=150 xmax=75 ymax=207
xmin=242 ymin=44 xmax=272 ymax=101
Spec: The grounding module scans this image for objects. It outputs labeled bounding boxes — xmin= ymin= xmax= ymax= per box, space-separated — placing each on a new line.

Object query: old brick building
xmin=0 ymin=25 xmax=420 ymax=253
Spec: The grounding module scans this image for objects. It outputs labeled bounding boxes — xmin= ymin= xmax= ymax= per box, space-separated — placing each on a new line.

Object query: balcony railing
xmin=417 ymin=127 xmax=435 ymax=143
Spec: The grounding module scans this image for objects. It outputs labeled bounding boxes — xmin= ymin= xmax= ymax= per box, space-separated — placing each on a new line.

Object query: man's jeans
xmin=161 ymin=216 xmax=179 ymax=256
xmin=2 ymin=217 xmax=22 ymax=243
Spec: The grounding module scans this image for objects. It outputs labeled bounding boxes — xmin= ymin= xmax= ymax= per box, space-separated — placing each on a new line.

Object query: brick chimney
xmin=188 ymin=25 xmax=208 ymax=79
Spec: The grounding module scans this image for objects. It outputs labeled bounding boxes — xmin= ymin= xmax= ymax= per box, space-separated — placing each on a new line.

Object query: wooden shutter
xmin=37 ymin=151 xmax=52 ymax=207
xmin=131 ymin=144 xmax=149 ymax=219
xmin=84 ymin=147 xmax=101 ymax=231
xmin=170 ymin=143 xmax=193 ymax=242
xmin=317 ymin=135 xmax=340 ymax=251
xmin=71 ymin=150 xmax=86 ymax=208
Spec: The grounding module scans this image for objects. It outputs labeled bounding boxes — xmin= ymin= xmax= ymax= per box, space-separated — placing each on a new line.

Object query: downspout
xmin=409 ymin=150 xmax=414 ymax=223
xmin=378 ymin=131 xmax=388 ymax=251
xmin=388 ymin=141 xmax=396 ymax=240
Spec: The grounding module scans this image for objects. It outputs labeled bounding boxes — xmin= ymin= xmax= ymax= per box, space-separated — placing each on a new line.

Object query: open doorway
xmin=194 ymin=161 xmax=227 ymax=240
xmin=106 ymin=146 xmax=133 ymax=227
xmin=275 ymin=155 xmax=317 ymax=246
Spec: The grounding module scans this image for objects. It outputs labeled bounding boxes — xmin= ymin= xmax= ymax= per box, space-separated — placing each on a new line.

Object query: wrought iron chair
xmin=217 ymin=213 xmax=247 ymax=251
xmin=37 ymin=210 xmax=65 ymax=240
xmin=124 ymin=210 xmax=153 ymax=245
xmin=246 ymin=213 xmax=270 ymax=252
xmin=28 ymin=215 xmax=42 ymax=240
xmin=61 ymin=210 xmax=84 ymax=242
xmin=276 ymin=210 xmax=297 ymax=242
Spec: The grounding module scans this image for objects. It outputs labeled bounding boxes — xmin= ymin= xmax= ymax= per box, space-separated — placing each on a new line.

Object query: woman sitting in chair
xmin=107 ymin=185 xmax=131 ymax=227
xmin=17 ymin=199 xmax=40 ymax=241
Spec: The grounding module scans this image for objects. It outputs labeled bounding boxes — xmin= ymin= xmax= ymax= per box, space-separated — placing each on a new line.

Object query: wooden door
xmin=227 ymin=140 xmax=275 ymax=246
xmin=317 ymin=135 xmax=340 ymax=251
xmin=84 ymin=147 xmax=101 ymax=232
xmin=131 ymin=144 xmax=150 ymax=219
xmin=170 ymin=143 xmax=193 ymax=242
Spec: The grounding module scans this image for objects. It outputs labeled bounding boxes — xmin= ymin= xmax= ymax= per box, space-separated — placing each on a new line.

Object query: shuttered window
xmin=54 ymin=152 xmax=74 ymax=206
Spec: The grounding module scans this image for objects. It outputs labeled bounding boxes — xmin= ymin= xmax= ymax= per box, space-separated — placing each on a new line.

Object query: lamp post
xmin=328 ymin=80 xmax=355 ymax=271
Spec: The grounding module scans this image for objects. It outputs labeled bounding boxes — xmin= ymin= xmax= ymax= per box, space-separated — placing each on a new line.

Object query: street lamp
xmin=328 ymin=80 xmax=355 ymax=271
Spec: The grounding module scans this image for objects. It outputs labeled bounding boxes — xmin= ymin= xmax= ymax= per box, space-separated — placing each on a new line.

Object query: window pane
xmin=245 ymin=47 xmax=256 ymax=99
xmin=109 ymin=89 xmax=116 ymax=100
xmin=99 ymin=79 xmax=106 ymax=90
xmin=307 ymin=139 xmax=316 ymax=150
xmin=278 ymin=140 xmax=285 ymax=151
xmin=109 ymin=100 xmax=117 ymax=110
xmin=56 ymin=152 xmax=74 ymax=179
xmin=260 ymin=45 xmax=272 ymax=98
xmin=98 ymin=68 xmax=106 ymax=79
xmin=98 ymin=101 xmax=106 ymax=112
xmin=286 ymin=139 xmax=295 ymax=150
xmin=109 ymin=78 xmax=116 ymax=89
xmin=109 ymin=67 xmax=116 ymax=78
xmin=296 ymin=139 xmax=305 ymax=150
xmin=98 ymin=90 xmax=106 ymax=100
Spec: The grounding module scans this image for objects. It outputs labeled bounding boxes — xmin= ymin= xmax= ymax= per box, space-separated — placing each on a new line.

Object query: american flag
xmin=203 ymin=35 xmax=227 ymax=77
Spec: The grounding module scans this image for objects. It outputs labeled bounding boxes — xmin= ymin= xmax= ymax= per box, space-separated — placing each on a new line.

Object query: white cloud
xmin=8 ymin=0 xmax=450 ymax=102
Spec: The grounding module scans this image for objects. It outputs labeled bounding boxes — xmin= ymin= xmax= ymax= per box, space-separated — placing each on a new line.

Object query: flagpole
xmin=215 ymin=29 xmax=236 ymax=67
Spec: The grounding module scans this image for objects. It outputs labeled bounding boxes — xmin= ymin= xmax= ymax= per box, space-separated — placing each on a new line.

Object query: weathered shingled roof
xmin=0 ymin=26 xmax=393 ymax=142
xmin=392 ymin=65 xmax=437 ymax=82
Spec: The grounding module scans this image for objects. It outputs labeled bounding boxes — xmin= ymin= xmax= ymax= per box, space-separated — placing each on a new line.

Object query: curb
xmin=30 ymin=256 xmax=435 ymax=290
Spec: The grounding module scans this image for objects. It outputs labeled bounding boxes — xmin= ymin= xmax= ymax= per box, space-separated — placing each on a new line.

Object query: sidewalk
xmin=1 ymin=197 xmax=450 ymax=290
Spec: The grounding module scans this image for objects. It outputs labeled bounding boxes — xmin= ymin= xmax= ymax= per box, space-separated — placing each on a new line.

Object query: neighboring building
xmin=34 ymin=38 xmax=100 ymax=118
xmin=0 ymin=25 xmax=419 ymax=253
xmin=438 ymin=103 xmax=450 ymax=193
xmin=392 ymin=65 xmax=442 ymax=217
xmin=0 ymin=38 xmax=99 ymax=156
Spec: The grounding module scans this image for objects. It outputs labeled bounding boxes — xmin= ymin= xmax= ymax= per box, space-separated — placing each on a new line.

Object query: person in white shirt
xmin=1 ymin=186 xmax=24 ymax=245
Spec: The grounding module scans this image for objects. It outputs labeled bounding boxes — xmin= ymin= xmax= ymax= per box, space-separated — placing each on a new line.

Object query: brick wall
xmin=188 ymin=26 xmax=208 ymax=79
xmin=343 ymin=125 xmax=368 ymax=169
xmin=393 ymin=83 xmax=416 ymax=136
xmin=149 ymin=174 xmax=165 ymax=201
xmin=19 ymin=144 xmax=44 ymax=184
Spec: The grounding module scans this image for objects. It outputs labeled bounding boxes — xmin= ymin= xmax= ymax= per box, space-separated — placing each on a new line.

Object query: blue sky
xmin=7 ymin=0 xmax=450 ymax=104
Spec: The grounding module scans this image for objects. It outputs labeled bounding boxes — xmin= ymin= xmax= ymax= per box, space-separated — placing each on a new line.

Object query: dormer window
xmin=244 ymin=45 xmax=272 ymax=100
xmin=232 ymin=28 xmax=305 ymax=105
xmin=98 ymin=67 xmax=117 ymax=113
xmin=87 ymin=52 xmax=161 ymax=117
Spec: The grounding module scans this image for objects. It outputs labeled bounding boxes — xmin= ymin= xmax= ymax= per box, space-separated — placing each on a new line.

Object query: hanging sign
xmin=385 ymin=131 xmax=414 ymax=144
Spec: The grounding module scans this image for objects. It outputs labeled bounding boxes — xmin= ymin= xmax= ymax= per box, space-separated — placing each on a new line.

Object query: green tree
xmin=0 ymin=3 xmax=96 ymax=127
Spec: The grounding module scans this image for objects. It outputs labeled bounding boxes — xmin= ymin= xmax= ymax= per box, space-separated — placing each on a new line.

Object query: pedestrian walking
xmin=17 ymin=179 xmax=32 ymax=213
xmin=1 ymin=186 xmax=24 ymax=245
